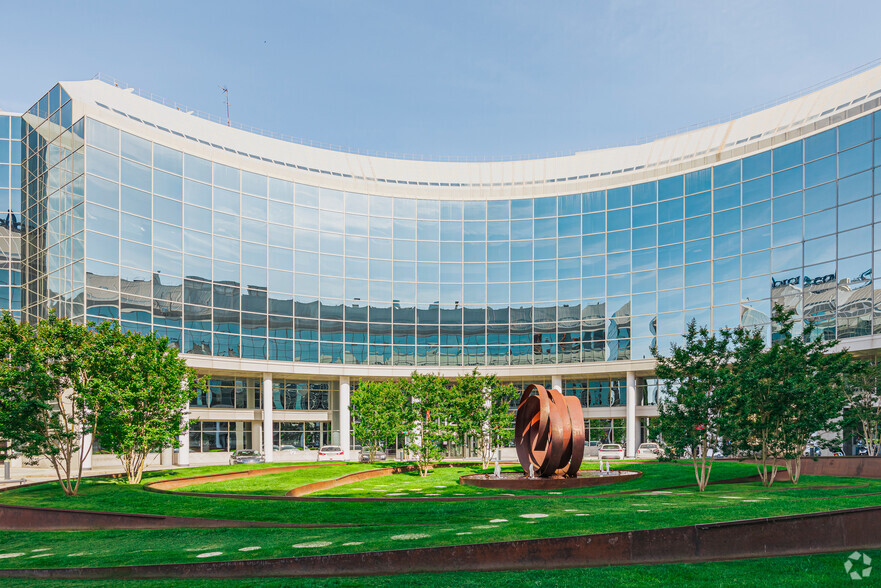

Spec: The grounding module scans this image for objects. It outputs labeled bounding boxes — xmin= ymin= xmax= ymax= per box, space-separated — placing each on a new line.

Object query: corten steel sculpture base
xmin=515 ymin=384 xmax=585 ymax=478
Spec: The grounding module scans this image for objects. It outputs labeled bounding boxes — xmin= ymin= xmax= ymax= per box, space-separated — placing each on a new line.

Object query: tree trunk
xmin=785 ymin=455 xmax=802 ymax=484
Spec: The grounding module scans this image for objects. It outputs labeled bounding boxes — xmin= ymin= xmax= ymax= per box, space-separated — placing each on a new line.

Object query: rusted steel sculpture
xmin=515 ymin=384 xmax=585 ymax=477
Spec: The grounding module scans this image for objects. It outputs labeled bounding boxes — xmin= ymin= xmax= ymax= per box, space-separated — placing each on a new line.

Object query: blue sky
xmin=3 ymin=1 xmax=881 ymax=158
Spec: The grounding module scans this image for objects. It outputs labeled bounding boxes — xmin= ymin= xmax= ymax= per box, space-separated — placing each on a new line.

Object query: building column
xmin=177 ymin=402 xmax=190 ymax=466
xmin=339 ymin=376 xmax=351 ymax=460
xmin=80 ymin=432 xmax=93 ymax=470
xmin=262 ymin=373 xmax=274 ymax=463
xmin=551 ymin=375 xmax=562 ymax=392
xmin=626 ymin=371 xmax=637 ymax=458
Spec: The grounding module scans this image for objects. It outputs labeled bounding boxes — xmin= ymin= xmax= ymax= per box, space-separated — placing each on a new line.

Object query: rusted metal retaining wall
xmin=0 ymin=504 xmax=355 ymax=531
xmin=285 ymin=464 xmax=420 ymax=496
xmin=146 ymin=464 xmax=333 ymax=491
xmin=2 ymin=505 xmax=880 ymax=579
xmin=798 ymin=456 xmax=881 ymax=478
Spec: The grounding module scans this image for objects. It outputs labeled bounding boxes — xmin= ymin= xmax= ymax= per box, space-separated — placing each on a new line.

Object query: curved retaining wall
xmin=2 ymin=505 xmax=880 ymax=579
xmin=285 ymin=465 xmax=420 ymax=497
xmin=0 ymin=504 xmax=355 ymax=531
xmin=460 ymin=470 xmax=642 ymax=490
xmin=798 ymin=456 xmax=881 ymax=478
xmin=146 ymin=464 xmax=334 ymax=491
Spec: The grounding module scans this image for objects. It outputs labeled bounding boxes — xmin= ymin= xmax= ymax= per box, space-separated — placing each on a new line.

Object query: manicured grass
xmin=0 ymin=461 xmax=878 ymax=569
xmin=0 ymin=548 xmax=876 ymax=587
xmin=178 ymin=463 xmax=380 ymax=495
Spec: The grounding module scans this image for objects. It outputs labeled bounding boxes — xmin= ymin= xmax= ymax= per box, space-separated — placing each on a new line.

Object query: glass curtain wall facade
xmin=48 ymin=112 xmax=881 ymax=365
xmin=8 ymin=72 xmax=881 ymax=460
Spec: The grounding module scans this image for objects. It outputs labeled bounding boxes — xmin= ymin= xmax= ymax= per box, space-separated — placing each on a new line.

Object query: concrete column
xmin=252 ymin=421 xmax=262 ymax=453
xmin=339 ymin=376 xmax=351 ymax=460
xmin=551 ymin=375 xmax=562 ymax=392
xmin=80 ymin=432 xmax=93 ymax=470
xmin=177 ymin=402 xmax=190 ymax=466
xmin=262 ymin=373 xmax=273 ymax=463
xmin=626 ymin=371 xmax=637 ymax=458
xmin=160 ymin=447 xmax=172 ymax=466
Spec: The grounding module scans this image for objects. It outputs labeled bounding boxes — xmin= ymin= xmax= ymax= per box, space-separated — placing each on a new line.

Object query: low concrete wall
xmin=2 ymin=505 xmax=880 ymax=579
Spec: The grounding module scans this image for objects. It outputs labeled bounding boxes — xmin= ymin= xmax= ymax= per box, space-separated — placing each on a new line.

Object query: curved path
xmin=1 ymin=504 xmax=879 ymax=579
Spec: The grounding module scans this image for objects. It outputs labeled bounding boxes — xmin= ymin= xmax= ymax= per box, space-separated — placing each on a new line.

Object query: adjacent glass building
xmin=10 ymin=65 xmax=881 ymax=462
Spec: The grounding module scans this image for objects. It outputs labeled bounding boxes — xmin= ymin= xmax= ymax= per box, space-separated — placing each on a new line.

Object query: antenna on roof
xmin=219 ymin=86 xmax=230 ymax=126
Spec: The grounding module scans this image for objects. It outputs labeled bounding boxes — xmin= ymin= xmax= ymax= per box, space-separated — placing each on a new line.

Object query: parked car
xmin=317 ymin=445 xmax=347 ymax=461
xmin=229 ymin=450 xmax=264 ymax=465
xmin=598 ymin=443 xmax=625 ymax=460
xmin=359 ymin=446 xmax=388 ymax=462
xmin=584 ymin=440 xmax=600 ymax=458
xmin=636 ymin=442 xmax=663 ymax=459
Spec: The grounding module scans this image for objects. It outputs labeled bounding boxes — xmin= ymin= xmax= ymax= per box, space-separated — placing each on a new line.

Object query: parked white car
xmin=636 ymin=442 xmax=663 ymax=459
xmin=597 ymin=443 xmax=625 ymax=460
xmin=317 ymin=445 xmax=347 ymax=461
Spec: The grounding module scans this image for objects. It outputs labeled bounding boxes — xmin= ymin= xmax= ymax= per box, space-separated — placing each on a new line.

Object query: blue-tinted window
xmin=633 ymin=204 xmax=656 ymax=227
xmin=658 ymin=198 xmax=683 ymax=223
xmin=742 ymin=200 xmax=771 ymax=229
xmin=773 ymin=192 xmax=802 ymax=221
xmin=804 ymin=182 xmax=837 ymax=213
xmin=607 ymin=208 xmax=630 ymax=231
xmin=714 ymin=160 xmax=740 ymax=188
xmin=658 ymin=176 xmax=683 ymax=200
xmin=632 ymin=181 xmax=657 ymax=205
xmin=804 ymin=129 xmax=836 ymax=162
xmin=773 ymin=142 xmax=802 ymax=172
xmin=773 ymin=167 xmax=802 ymax=196
xmin=839 ymin=170 xmax=872 ymax=204
xmin=743 ymin=151 xmax=771 ymax=180
xmin=714 ymin=208 xmax=740 ymax=235
xmin=607 ymin=186 xmax=630 ymax=209
xmin=582 ymin=191 xmax=604 ymax=212
xmin=839 ymin=143 xmax=872 ymax=177
xmin=534 ymin=197 xmax=556 ymax=217
xmin=684 ymin=192 xmax=710 ymax=217
xmin=684 ymin=215 xmax=711 ymax=240
xmin=658 ymin=221 xmax=683 ymax=245
xmin=558 ymin=194 xmax=580 ymax=216
xmin=839 ymin=115 xmax=872 ymax=150
xmin=742 ymin=175 xmax=771 ymax=204
xmin=805 ymin=156 xmax=836 ymax=188
xmin=713 ymin=184 xmax=740 ymax=211
xmin=684 ymin=169 xmax=711 ymax=195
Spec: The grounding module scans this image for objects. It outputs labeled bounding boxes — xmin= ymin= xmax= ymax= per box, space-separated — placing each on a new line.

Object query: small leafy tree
xmin=402 ymin=372 xmax=457 ymax=476
xmin=90 ymin=323 xmax=206 ymax=484
xmin=0 ymin=311 xmax=100 ymax=496
xmin=350 ymin=379 xmax=407 ymax=462
xmin=452 ymin=369 xmax=517 ymax=469
xmin=842 ymin=359 xmax=881 ymax=457
xmin=652 ymin=321 xmax=734 ymax=492
xmin=726 ymin=306 xmax=850 ymax=485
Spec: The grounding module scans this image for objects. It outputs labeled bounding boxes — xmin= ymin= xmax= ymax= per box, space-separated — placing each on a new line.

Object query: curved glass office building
xmin=10 ymin=65 xmax=881 ymax=462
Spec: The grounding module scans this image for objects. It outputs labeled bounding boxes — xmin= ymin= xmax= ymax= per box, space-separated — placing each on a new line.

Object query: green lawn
xmin=0 ymin=461 xmax=878 ymax=570
xmin=0 ymin=548 xmax=875 ymax=587
xmin=177 ymin=463 xmax=380 ymax=495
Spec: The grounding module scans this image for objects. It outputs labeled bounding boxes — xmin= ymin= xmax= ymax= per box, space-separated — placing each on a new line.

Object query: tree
xmin=726 ymin=306 xmax=851 ymax=485
xmin=401 ymin=373 xmax=458 ymax=477
xmin=451 ymin=369 xmax=517 ymax=469
xmin=90 ymin=323 xmax=206 ymax=484
xmin=350 ymin=379 xmax=407 ymax=462
xmin=652 ymin=320 xmax=734 ymax=492
xmin=842 ymin=359 xmax=881 ymax=457
xmin=0 ymin=311 xmax=100 ymax=496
